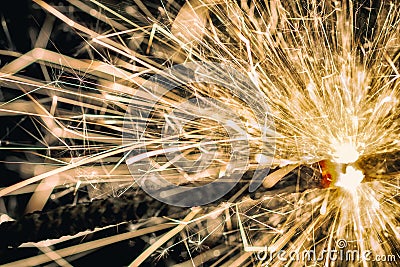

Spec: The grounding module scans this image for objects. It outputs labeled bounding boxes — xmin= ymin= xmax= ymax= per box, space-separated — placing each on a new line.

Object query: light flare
xmin=334 ymin=165 xmax=365 ymax=191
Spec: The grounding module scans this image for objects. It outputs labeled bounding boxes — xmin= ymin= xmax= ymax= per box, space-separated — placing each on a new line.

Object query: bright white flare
xmin=332 ymin=142 xmax=360 ymax=164
xmin=335 ymin=165 xmax=364 ymax=191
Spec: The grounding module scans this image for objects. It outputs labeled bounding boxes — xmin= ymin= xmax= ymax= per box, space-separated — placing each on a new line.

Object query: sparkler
xmin=0 ymin=0 xmax=399 ymax=266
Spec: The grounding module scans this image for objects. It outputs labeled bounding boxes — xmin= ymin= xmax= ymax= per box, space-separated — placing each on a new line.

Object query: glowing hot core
xmin=332 ymin=142 xmax=360 ymax=164
xmin=334 ymin=165 xmax=364 ymax=191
